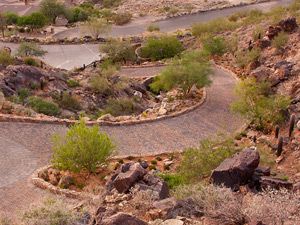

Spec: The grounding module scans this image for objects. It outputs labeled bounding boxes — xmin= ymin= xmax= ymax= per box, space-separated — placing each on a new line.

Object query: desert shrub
xmin=67 ymin=79 xmax=80 ymax=88
xmin=52 ymin=120 xmax=114 ymax=173
xmin=179 ymin=137 xmax=236 ymax=182
xmin=147 ymin=24 xmax=160 ymax=32
xmin=113 ymin=12 xmax=132 ymax=25
xmin=22 ymin=198 xmax=79 ymax=225
xmin=24 ymin=57 xmax=39 ymax=67
xmin=242 ymin=9 xmax=264 ymax=25
xmin=17 ymin=42 xmax=47 ymax=57
xmin=0 ymin=50 xmax=14 ymax=66
xmin=28 ymin=96 xmax=60 ymax=116
xmin=159 ymin=173 xmax=185 ymax=189
xmin=81 ymin=17 xmax=111 ymax=39
xmin=102 ymin=0 xmax=122 ymax=8
xmin=267 ymin=6 xmax=287 ymax=23
xmin=252 ymin=25 xmax=264 ymax=41
xmin=140 ymin=36 xmax=183 ymax=60
xmin=130 ymin=190 xmax=156 ymax=216
xmin=192 ymin=18 xmax=238 ymax=37
xmin=272 ymin=32 xmax=289 ymax=50
xmin=100 ymin=39 xmax=136 ymax=63
xmin=4 ymin=12 xmax=19 ymax=25
xmin=226 ymin=35 xmax=239 ymax=55
xmin=17 ymin=12 xmax=47 ymax=29
xmin=243 ymin=188 xmax=300 ymax=224
xmin=18 ymin=88 xmax=30 ymax=104
xmin=57 ymin=92 xmax=81 ymax=111
xmin=89 ymin=75 xmax=111 ymax=94
xmin=236 ymin=48 xmax=261 ymax=68
xmin=103 ymin=97 xmax=136 ymax=116
xmin=150 ymin=50 xmax=211 ymax=95
xmin=67 ymin=7 xmax=89 ymax=23
xmin=231 ymin=78 xmax=290 ymax=131
xmin=174 ymin=184 xmax=245 ymax=225
xmin=202 ymin=36 xmax=227 ymax=56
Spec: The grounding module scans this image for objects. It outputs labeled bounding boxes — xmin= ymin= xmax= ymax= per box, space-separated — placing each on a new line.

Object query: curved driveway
xmin=0 ymin=66 xmax=243 ymax=216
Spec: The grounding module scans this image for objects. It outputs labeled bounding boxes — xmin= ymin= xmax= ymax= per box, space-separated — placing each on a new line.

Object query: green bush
xmin=57 ymin=92 xmax=81 ymax=111
xmin=272 ymin=32 xmax=289 ymax=50
xmin=4 ymin=12 xmax=19 ymax=25
xmin=28 ymin=96 xmax=60 ymax=116
xmin=18 ymin=88 xmax=30 ymax=104
xmin=52 ymin=120 xmax=114 ymax=173
xmin=90 ymin=75 xmax=111 ymax=94
xmin=236 ymin=48 xmax=261 ymax=68
xmin=0 ymin=50 xmax=14 ymax=66
xmin=159 ymin=173 xmax=185 ymax=189
xmin=24 ymin=57 xmax=39 ymax=67
xmin=140 ymin=36 xmax=184 ymax=60
xmin=100 ymin=39 xmax=136 ymax=63
xmin=67 ymin=79 xmax=80 ymax=88
xmin=17 ymin=42 xmax=47 ymax=57
xmin=150 ymin=50 xmax=212 ymax=95
xmin=17 ymin=12 xmax=47 ymax=29
xmin=22 ymin=199 xmax=79 ymax=225
xmin=113 ymin=12 xmax=132 ymax=25
xmin=202 ymin=36 xmax=227 ymax=56
xmin=103 ymin=97 xmax=136 ymax=116
xmin=179 ymin=137 xmax=237 ymax=182
xmin=147 ymin=24 xmax=160 ymax=32
xmin=231 ymin=78 xmax=290 ymax=131
xmin=67 ymin=7 xmax=89 ymax=23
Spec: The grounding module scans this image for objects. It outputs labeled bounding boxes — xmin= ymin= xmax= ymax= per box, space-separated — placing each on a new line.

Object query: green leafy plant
xmin=67 ymin=79 xmax=80 ymax=88
xmin=231 ymin=78 xmax=290 ymax=131
xmin=159 ymin=173 xmax=185 ymax=189
xmin=202 ymin=36 xmax=227 ymax=56
xmin=140 ymin=36 xmax=184 ymax=60
xmin=52 ymin=120 xmax=114 ymax=173
xmin=28 ymin=96 xmax=60 ymax=116
xmin=150 ymin=50 xmax=212 ymax=95
xmin=179 ymin=137 xmax=237 ymax=182
xmin=24 ymin=57 xmax=39 ymax=67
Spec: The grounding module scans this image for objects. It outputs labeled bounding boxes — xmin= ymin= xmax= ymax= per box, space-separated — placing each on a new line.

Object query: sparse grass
xmin=236 ymin=48 xmax=261 ymax=68
xmin=103 ymin=97 xmax=137 ymax=116
xmin=272 ymin=32 xmax=289 ymax=50
xmin=0 ymin=50 xmax=14 ymax=66
xmin=90 ymin=75 xmax=111 ymax=94
xmin=67 ymin=79 xmax=80 ymax=88
xmin=147 ymin=24 xmax=160 ymax=32
xmin=57 ymin=92 xmax=81 ymax=111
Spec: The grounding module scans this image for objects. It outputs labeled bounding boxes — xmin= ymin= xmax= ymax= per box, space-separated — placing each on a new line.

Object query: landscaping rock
xmin=109 ymin=163 xmax=147 ymax=193
xmin=210 ymin=147 xmax=260 ymax=189
xmin=297 ymin=120 xmax=300 ymax=130
xmin=259 ymin=176 xmax=293 ymax=190
xmin=101 ymin=213 xmax=148 ymax=225
xmin=255 ymin=166 xmax=271 ymax=176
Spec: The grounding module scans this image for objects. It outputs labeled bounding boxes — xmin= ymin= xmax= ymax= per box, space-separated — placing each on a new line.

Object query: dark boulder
xmin=278 ymin=17 xmax=298 ymax=32
xmin=108 ymin=162 xmax=147 ymax=193
xmin=259 ymin=176 xmax=293 ymax=190
xmin=210 ymin=147 xmax=260 ymax=189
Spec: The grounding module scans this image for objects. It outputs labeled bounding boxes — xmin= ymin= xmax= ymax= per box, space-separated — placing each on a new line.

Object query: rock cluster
xmin=106 ymin=162 xmax=169 ymax=199
xmin=210 ymin=147 xmax=294 ymax=191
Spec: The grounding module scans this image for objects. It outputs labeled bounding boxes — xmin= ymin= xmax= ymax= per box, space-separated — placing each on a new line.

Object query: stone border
xmin=31 ymin=165 xmax=95 ymax=200
xmin=0 ymin=90 xmax=206 ymax=126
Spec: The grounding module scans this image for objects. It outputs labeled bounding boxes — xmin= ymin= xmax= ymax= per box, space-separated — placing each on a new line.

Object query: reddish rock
xmin=101 ymin=213 xmax=148 ymax=225
xmin=210 ymin=147 xmax=260 ymax=189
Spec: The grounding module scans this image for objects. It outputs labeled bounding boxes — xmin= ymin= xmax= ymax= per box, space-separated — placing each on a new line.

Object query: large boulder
xmin=278 ymin=17 xmax=298 ymax=32
xmin=108 ymin=163 xmax=147 ymax=193
xmin=210 ymin=147 xmax=260 ymax=189
xmin=100 ymin=213 xmax=148 ymax=225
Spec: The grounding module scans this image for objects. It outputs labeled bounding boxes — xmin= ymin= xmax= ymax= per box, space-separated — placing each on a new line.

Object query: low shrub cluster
xmin=236 ymin=48 xmax=261 ymax=68
xmin=0 ymin=50 xmax=14 ymax=66
xmin=140 ymin=36 xmax=184 ymax=60
xmin=272 ymin=32 xmax=289 ymax=50
xmin=103 ymin=97 xmax=137 ymax=116
xmin=113 ymin=12 xmax=132 ymax=25
xmin=57 ymin=92 xmax=81 ymax=111
xmin=147 ymin=24 xmax=160 ymax=32
xmin=28 ymin=96 xmax=60 ymax=116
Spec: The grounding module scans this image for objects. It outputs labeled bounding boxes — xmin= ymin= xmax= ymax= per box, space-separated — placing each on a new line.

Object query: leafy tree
xmin=100 ymin=39 xmax=136 ymax=63
xmin=150 ymin=50 xmax=212 ymax=96
xmin=231 ymin=78 xmax=290 ymax=131
xmin=17 ymin=12 xmax=47 ymax=30
xmin=140 ymin=36 xmax=184 ymax=60
xmin=4 ymin=12 xmax=19 ymax=25
xmin=17 ymin=42 xmax=47 ymax=57
xmin=52 ymin=120 xmax=115 ymax=173
xmin=40 ymin=0 xmax=67 ymax=24
xmin=81 ymin=17 xmax=111 ymax=39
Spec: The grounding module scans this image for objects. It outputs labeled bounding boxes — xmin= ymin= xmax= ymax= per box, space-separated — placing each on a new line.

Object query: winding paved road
xmin=0 ymin=0 xmax=291 ymax=218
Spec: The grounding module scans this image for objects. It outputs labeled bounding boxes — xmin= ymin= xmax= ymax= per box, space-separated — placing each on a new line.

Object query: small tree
xmin=40 ymin=0 xmax=67 ymax=24
xmin=100 ymin=39 xmax=136 ymax=63
xmin=17 ymin=42 xmax=47 ymax=57
xmin=150 ymin=50 xmax=212 ymax=96
xmin=231 ymin=78 xmax=290 ymax=131
xmin=81 ymin=17 xmax=111 ymax=39
xmin=52 ymin=120 xmax=115 ymax=173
